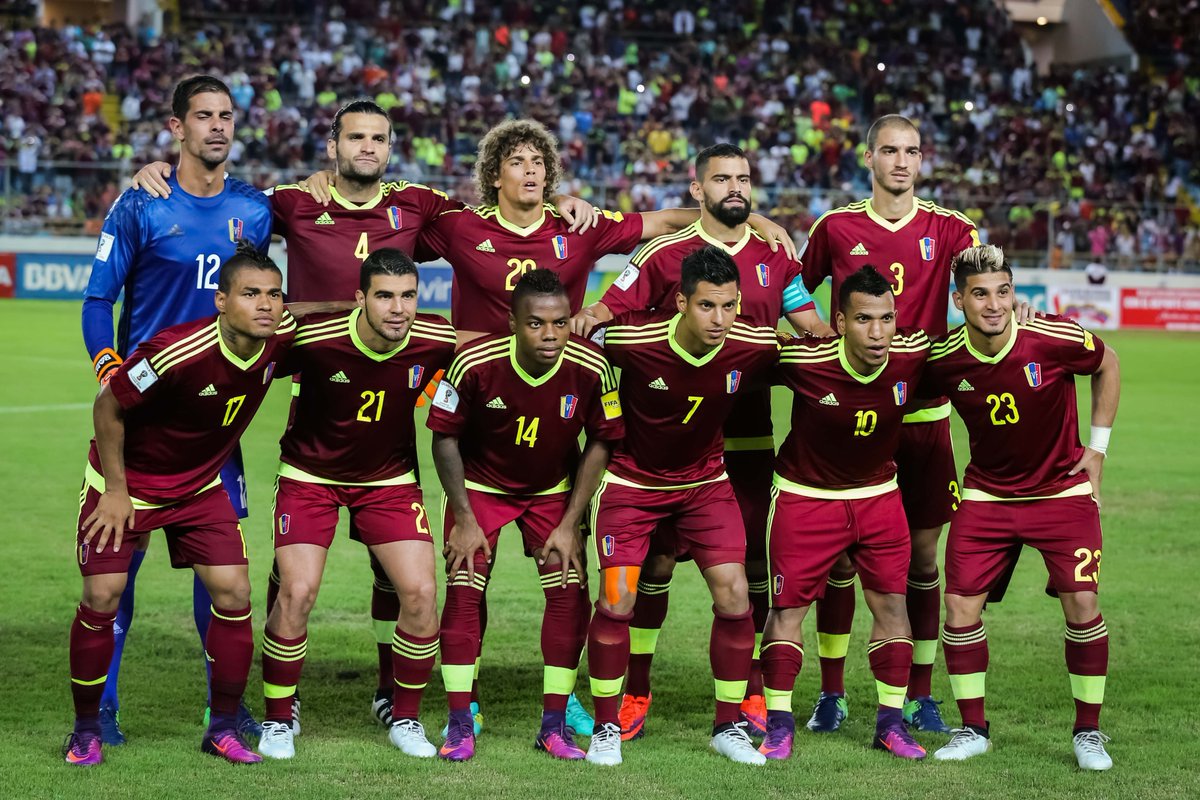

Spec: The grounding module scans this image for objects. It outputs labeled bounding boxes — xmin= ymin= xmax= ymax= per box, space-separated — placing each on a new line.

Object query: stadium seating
xmin=1 ymin=1 xmax=1197 ymax=269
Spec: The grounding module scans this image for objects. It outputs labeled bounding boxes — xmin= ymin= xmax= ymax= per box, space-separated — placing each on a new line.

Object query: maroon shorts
xmin=442 ymin=489 xmax=569 ymax=557
xmin=591 ymin=479 xmax=745 ymax=572
xmin=646 ymin=451 xmax=773 ymax=565
xmin=766 ymin=487 xmax=911 ymax=608
xmin=273 ymin=477 xmax=433 ymax=549
xmin=945 ymin=495 xmax=1103 ymax=596
xmin=896 ymin=416 xmax=958 ymax=529
xmin=76 ymin=484 xmax=246 ymax=576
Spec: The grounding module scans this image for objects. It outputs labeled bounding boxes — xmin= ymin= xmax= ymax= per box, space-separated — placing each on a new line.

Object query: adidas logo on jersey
xmin=198 ymin=384 xmax=217 ymax=397
xmin=819 ymin=393 xmax=839 ymax=406
xmin=329 ymin=371 xmax=350 ymax=383
xmin=486 ymin=397 xmax=507 ymax=409
xmin=648 ymin=377 xmax=669 ymax=390
xmin=167 ymin=224 xmax=185 ymax=236
xmin=957 ymin=379 xmax=975 ymax=392
xmin=850 ymin=242 xmax=869 ymax=256
xmin=315 ymin=212 xmax=335 ymax=225
xmin=476 ymin=239 xmax=496 ymax=252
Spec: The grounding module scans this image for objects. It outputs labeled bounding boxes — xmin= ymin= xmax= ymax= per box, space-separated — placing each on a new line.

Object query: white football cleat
xmin=388 ymin=718 xmax=437 ymax=758
xmin=710 ymin=722 xmax=766 ymax=766
xmin=258 ymin=721 xmax=295 ymax=760
xmin=1073 ymin=730 xmax=1113 ymax=771
xmin=933 ymin=727 xmax=992 ymax=761
xmin=586 ymin=722 xmax=623 ymax=766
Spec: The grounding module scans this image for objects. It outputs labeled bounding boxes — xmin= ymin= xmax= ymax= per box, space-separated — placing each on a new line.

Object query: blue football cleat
xmin=99 ymin=704 xmax=125 ymax=746
xmin=806 ymin=692 xmax=848 ymax=733
xmin=566 ymin=692 xmax=595 ymax=737
xmin=903 ymin=696 xmax=950 ymax=733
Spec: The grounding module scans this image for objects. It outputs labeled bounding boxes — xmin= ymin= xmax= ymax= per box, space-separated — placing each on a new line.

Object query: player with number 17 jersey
xmin=417 ymin=204 xmax=644 ymax=332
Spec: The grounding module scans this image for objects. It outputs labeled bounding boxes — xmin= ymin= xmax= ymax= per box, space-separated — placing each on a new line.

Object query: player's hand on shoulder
xmin=748 ymin=213 xmax=798 ymax=261
xmin=131 ymin=162 xmax=173 ymax=198
xmin=556 ymin=195 xmax=598 ymax=233
xmin=299 ymin=170 xmax=336 ymax=206
xmin=1069 ymin=448 xmax=1105 ymax=507
xmin=1015 ymin=300 xmax=1040 ymax=325
xmin=570 ymin=303 xmax=609 ymax=337
xmin=83 ymin=489 xmax=135 ymax=554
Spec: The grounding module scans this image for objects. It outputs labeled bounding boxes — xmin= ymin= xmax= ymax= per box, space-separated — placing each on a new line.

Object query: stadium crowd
xmin=1 ymin=0 xmax=1198 ymax=268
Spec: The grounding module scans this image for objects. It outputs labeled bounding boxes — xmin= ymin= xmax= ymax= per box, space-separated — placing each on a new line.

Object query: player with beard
xmin=82 ymin=75 xmax=273 ymax=745
xmin=572 ymin=143 xmax=832 ymax=741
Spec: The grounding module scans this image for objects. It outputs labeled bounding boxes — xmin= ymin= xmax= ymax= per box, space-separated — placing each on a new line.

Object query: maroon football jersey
xmin=269 ymin=181 xmax=462 ymax=301
xmin=277 ymin=310 xmax=455 ymax=483
xmin=600 ymin=220 xmax=812 ymax=447
xmin=92 ymin=313 xmax=296 ymax=504
xmin=601 ymin=221 xmax=810 ymax=324
xmin=802 ymin=198 xmax=979 ymax=336
xmin=774 ymin=332 xmax=931 ymax=491
xmin=417 ymin=204 xmax=644 ymax=332
xmin=923 ymin=315 xmax=1106 ymax=499
xmin=598 ymin=310 xmax=779 ymax=488
xmin=426 ymin=333 xmax=624 ymax=494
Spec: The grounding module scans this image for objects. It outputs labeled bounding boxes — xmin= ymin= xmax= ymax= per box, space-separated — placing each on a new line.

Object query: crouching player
xmin=427 ymin=270 xmax=624 ymax=762
xmin=257 ymin=249 xmax=456 ymax=759
xmin=759 ymin=266 xmax=930 ymax=761
xmin=925 ymin=245 xmax=1120 ymax=770
xmin=583 ymin=246 xmax=780 ymax=767
xmin=66 ymin=245 xmax=294 ymax=766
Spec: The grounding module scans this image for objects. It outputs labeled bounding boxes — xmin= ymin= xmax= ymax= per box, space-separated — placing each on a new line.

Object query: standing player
xmin=758 ymin=266 xmax=930 ymax=761
xmin=416 ymin=119 xmax=798 ymax=346
xmin=132 ymin=104 xmax=600 ymax=731
xmin=573 ymin=143 xmax=831 ymax=740
xmin=583 ymin=247 xmax=780 ymax=767
xmin=921 ymin=246 xmax=1119 ymax=770
xmin=799 ymin=114 xmax=981 ymax=733
xmin=256 ymin=249 xmax=456 ymax=760
xmin=426 ymin=270 xmax=624 ymax=762
xmin=82 ymin=75 xmax=272 ymax=744
xmin=65 ymin=245 xmax=293 ymax=766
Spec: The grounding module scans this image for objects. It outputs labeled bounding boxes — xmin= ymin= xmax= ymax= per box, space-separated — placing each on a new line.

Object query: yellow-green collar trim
xmin=217 ymin=320 xmax=265 ymax=371
xmin=350 ymin=307 xmax=411 ymax=362
xmin=695 ymin=220 xmax=752 ymax=256
xmin=837 ymin=337 xmax=886 ymax=384
xmin=508 ymin=336 xmax=563 ymax=386
xmin=494 ymin=206 xmax=547 ymax=237
xmin=668 ymin=314 xmax=724 ymax=366
xmin=330 ymin=184 xmax=383 ymax=210
xmin=864 ymin=196 xmax=919 ymax=233
xmin=965 ymin=313 xmax=1018 ymax=364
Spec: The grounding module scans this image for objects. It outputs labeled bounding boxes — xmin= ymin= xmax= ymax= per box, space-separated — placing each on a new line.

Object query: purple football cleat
xmin=536 ymin=725 xmax=586 ymax=760
xmin=439 ymin=710 xmax=476 ymax=762
xmin=63 ymin=731 xmax=103 ymax=766
xmin=874 ymin=723 xmax=927 ymax=760
xmin=758 ymin=711 xmax=795 ymax=760
xmin=202 ymin=729 xmax=263 ymax=764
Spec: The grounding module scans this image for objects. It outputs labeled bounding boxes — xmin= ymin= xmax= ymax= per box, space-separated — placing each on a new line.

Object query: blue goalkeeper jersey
xmin=82 ymin=174 xmax=272 ymax=363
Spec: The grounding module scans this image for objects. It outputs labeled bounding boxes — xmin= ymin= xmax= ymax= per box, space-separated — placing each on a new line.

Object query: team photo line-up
xmin=65 ymin=75 xmax=1120 ymax=772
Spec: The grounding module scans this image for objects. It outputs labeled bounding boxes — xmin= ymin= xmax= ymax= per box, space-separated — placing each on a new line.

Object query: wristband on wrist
xmin=1088 ymin=425 xmax=1112 ymax=456
xmin=93 ymin=348 xmax=122 ymax=384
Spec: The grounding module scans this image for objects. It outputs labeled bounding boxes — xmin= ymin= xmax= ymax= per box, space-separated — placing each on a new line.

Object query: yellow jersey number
xmin=357 ymin=390 xmax=386 ymax=422
xmin=506 ymin=258 xmax=537 ymax=291
xmin=1074 ymin=547 xmax=1101 ymax=584
xmin=221 ymin=395 xmax=246 ymax=427
xmin=515 ymin=415 xmax=540 ymax=447
xmin=355 ymin=232 xmax=370 ymax=261
xmin=853 ymin=409 xmax=877 ymax=436
xmin=889 ymin=262 xmax=905 ymax=296
xmin=986 ymin=393 xmax=1019 ymax=425
xmin=682 ymin=396 xmax=704 ymax=424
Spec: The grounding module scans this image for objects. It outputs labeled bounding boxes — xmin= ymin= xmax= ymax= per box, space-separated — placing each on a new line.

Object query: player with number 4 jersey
xmin=922 ymin=245 xmax=1120 ymax=771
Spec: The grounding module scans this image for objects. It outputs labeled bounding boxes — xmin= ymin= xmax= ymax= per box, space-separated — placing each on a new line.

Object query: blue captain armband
xmin=782 ymin=274 xmax=814 ymax=313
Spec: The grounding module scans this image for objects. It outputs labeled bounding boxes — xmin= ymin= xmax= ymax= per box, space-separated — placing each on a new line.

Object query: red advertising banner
xmin=0 ymin=253 xmax=15 ymax=298
xmin=1120 ymin=287 xmax=1200 ymax=330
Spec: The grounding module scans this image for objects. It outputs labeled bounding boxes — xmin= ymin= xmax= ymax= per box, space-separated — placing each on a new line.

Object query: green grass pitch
xmin=0 ymin=299 xmax=1196 ymax=799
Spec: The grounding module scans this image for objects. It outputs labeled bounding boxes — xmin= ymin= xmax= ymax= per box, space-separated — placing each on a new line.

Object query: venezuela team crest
xmin=755 ymin=263 xmax=770 ymax=287
xmin=227 ymin=217 xmax=244 ymax=242
xmin=408 ymin=365 xmax=425 ymax=389
xmin=726 ymin=370 xmax=742 ymax=394
xmin=388 ymin=206 xmax=403 ymax=230
xmin=919 ymin=237 xmax=935 ymax=261
xmin=1024 ymin=362 xmax=1043 ymax=387
xmin=893 ymin=381 xmax=908 ymax=405
xmin=560 ymin=394 xmax=578 ymax=419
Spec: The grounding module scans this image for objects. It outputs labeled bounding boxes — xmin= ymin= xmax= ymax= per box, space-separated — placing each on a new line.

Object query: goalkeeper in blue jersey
xmin=81 ymin=75 xmax=273 ymax=745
